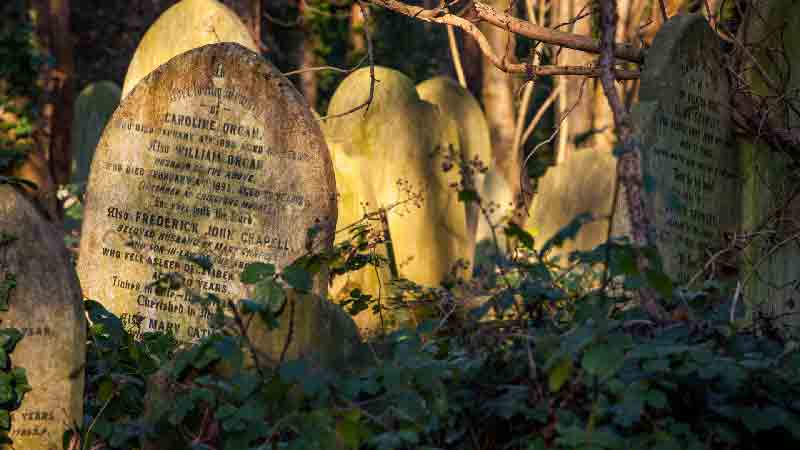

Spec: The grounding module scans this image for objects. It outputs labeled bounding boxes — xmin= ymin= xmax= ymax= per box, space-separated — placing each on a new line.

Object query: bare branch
xmin=447 ymin=25 xmax=468 ymax=88
xmin=597 ymin=0 xmax=668 ymax=323
xmin=364 ymin=0 xmax=644 ymax=63
xmin=319 ymin=1 xmax=376 ymax=121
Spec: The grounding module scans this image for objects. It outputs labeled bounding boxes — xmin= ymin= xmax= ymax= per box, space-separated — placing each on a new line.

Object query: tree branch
xmin=365 ymin=0 xmax=645 ymax=63
xmin=597 ymin=0 xmax=669 ymax=323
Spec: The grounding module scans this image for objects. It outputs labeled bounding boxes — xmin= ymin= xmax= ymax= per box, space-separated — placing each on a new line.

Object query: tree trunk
xmin=24 ymin=0 xmax=74 ymax=221
xmin=479 ymin=0 xmax=524 ymax=221
xmin=551 ymin=0 xmax=596 ymax=164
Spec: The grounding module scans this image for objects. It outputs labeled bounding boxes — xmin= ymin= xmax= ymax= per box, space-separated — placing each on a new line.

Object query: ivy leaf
xmin=254 ymin=279 xmax=286 ymax=313
xmin=548 ymin=358 xmax=573 ymax=392
xmin=504 ymin=222 xmax=535 ymax=250
xmin=582 ymin=341 xmax=626 ymax=378
xmin=282 ymin=265 xmax=313 ymax=292
xmin=240 ymin=263 xmax=275 ymax=284
xmin=458 ymin=189 xmax=479 ymax=204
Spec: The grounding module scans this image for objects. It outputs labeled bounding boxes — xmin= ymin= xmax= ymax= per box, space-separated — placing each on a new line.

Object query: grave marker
xmin=527 ymin=14 xmax=738 ymax=285
xmin=0 ymin=185 xmax=86 ymax=450
xmin=78 ymin=43 xmax=338 ymax=354
xmin=71 ymin=81 xmax=121 ymax=187
xmin=121 ymin=0 xmax=258 ymax=99
xmin=324 ymin=67 xmax=471 ymax=331
xmin=632 ymin=14 xmax=738 ymax=284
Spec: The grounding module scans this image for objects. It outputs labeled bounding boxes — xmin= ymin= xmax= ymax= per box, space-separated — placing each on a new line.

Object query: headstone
xmin=121 ymin=0 xmax=258 ymax=99
xmin=416 ymin=77 xmax=493 ymax=250
xmin=739 ymin=1 xmax=800 ymax=328
xmin=323 ymin=67 xmax=470 ymax=332
xmin=527 ymin=14 xmax=737 ymax=286
xmin=77 ymin=44 xmax=338 ymax=357
xmin=0 ymin=185 xmax=86 ymax=450
xmin=527 ymin=149 xmax=618 ymax=258
xmin=71 ymin=81 xmax=122 ymax=188
xmin=632 ymin=14 xmax=738 ymax=284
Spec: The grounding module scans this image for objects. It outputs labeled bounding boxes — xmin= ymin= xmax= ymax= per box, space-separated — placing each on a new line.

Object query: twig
xmin=658 ymin=0 xmax=668 ymax=22
xmin=447 ymin=25 xmax=468 ymax=88
xmin=520 ymin=84 xmax=563 ymax=145
xmin=319 ymin=1 xmax=376 ymax=121
xmin=279 ymin=295 xmax=297 ymax=363
xmin=283 ymin=55 xmax=368 ymax=77
xmin=365 ymin=0 xmax=645 ymax=63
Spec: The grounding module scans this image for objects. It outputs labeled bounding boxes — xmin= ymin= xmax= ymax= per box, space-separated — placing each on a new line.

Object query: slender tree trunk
xmin=552 ymin=0 xmax=595 ymax=164
xmin=25 ymin=0 xmax=73 ymax=221
xmin=479 ymin=0 xmax=524 ymax=221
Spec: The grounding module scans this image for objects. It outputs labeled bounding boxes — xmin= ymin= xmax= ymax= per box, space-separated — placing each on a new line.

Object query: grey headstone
xmin=526 ymin=15 xmax=738 ymax=287
xmin=77 ymin=43 xmax=344 ymax=362
xmin=0 ymin=185 xmax=86 ymax=450
xmin=632 ymin=14 xmax=738 ymax=284
xmin=71 ymin=81 xmax=122 ymax=188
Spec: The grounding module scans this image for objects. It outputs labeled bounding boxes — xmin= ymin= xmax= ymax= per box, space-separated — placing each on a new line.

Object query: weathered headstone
xmin=324 ymin=67 xmax=470 ymax=331
xmin=0 ymin=185 xmax=86 ymax=450
xmin=527 ymin=149 xmax=618 ymax=258
xmin=632 ymin=14 xmax=738 ymax=284
xmin=78 ymin=43 xmax=338 ymax=358
xmin=739 ymin=1 xmax=800 ymax=328
xmin=416 ymin=77 xmax=493 ymax=250
xmin=527 ymin=14 xmax=737 ymax=285
xmin=121 ymin=0 xmax=258 ymax=99
xmin=71 ymin=81 xmax=122 ymax=188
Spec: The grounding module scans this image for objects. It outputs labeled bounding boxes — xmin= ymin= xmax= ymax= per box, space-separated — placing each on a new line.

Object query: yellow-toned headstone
xmin=121 ymin=0 xmax=258 ymax=98
xmin=324 ymin=67 xmax=470 ymax=332
xmin=416 ymin=77 xmax=493 ymax=258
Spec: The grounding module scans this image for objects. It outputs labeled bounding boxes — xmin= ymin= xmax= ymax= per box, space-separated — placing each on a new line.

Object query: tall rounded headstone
xmin=416 ymin=77 xmax=493 ymax=249
xmin=121 ymin=0 xmax=258 ymax=99
xmin=71 ymin=81 xmax=121 ymax=187
xmin=0 ymin=185 xmax=86 ymax=450
xmin=78 ymin=43 xmax=337 ymax=354
xmin=631 ymin=14 xmax=738 ymax=284
xmin=324 ymin=67 xmax=470 ymax=332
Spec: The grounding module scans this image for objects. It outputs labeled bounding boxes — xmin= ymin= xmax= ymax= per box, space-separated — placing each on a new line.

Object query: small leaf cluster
xmin=0 ymin=328 xmax=30 ymax=445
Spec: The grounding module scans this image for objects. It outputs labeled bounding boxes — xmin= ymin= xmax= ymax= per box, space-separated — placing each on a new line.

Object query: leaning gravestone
xmin=632 ymin=14 xmax=738 ymax=284
xmin=121 ymin=0 xmax=258 ymax=99
xmin=324 ymin=67 xmax=470 ymax=332
xmin=527 ymin=14 xmax=738 ymax=285
xmin=78 ymin=43 xmax=340 ymax=359
xmin=0 ymin=185 xmax=86 ymax=450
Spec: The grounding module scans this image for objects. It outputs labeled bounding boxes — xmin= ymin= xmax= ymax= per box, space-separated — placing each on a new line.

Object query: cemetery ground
xmin=3 ymin=0 xmax=800 ymax=449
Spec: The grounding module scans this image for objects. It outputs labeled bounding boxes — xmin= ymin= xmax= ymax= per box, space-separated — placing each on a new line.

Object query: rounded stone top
xmin=324 ymin=67 xmax=438 ymax=157
xmin=122 ymin=0 xmax=258 ymax=98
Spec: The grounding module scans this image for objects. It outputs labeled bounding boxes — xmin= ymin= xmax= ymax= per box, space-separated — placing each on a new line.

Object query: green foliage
xmin=69 ymin=213 xmax=800 ymax=449
xmin=0 ymin=328 xmax=31 ymax=446
xmin=0 ymin=0 xmax=42 ymax=171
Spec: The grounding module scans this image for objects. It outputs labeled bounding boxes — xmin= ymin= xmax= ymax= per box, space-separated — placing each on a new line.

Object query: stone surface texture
xmin=72 ymin=81 xmax=122 ymax=185
xmin=78 ymin=43 xmax=338 ymax=358
xmin=0 ymin=185 xmax=86 ymax=450
xmin=324 ymin=67 xmax=471 ymax=331
xmin=121 ymin=0 xmax=258 ymax=98
xmin=739 ymin=1 xmax=800 ymax=326
xmin=633 ymin=14 xmax=737 ymax=284
xmin=416 ymin=76 xmax=493 ymax=255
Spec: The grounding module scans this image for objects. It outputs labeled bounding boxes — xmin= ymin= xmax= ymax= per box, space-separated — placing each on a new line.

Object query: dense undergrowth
xmin=64 ymin=216 xmax=800 ymax=450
